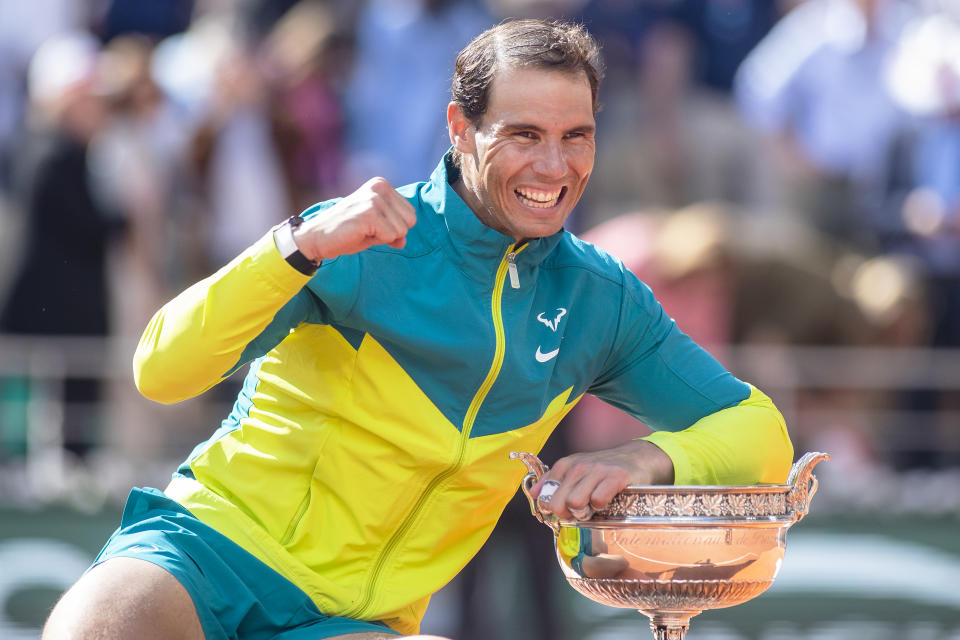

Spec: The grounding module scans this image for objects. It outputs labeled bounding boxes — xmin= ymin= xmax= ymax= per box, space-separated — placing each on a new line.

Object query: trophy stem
xmin=645 ymin=612 xmax=694 ymax=640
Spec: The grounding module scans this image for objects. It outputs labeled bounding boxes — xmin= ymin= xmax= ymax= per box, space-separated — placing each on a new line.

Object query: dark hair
xmin=452 ymin=19 xmax=605 ymax=125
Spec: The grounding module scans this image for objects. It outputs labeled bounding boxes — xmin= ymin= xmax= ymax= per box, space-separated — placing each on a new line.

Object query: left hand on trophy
xmin=530 ymin=439 xmax=674 ymax=520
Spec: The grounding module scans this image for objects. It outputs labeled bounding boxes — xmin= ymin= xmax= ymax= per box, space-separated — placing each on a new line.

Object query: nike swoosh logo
xmin=535 ymin=346 xmax=559 ymax=363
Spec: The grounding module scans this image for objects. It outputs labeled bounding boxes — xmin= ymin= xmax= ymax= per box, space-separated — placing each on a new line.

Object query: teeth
xmin=516 ymin=187 xmax=561 ymax=208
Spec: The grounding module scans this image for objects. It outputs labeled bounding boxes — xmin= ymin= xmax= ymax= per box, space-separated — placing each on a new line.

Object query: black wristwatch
xmin=273 ymin=216 xmax=320 ymax=276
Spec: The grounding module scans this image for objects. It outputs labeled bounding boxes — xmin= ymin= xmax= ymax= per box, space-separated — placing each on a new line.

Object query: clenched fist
xmin=293 ymin=177 xmax=417 ymax=262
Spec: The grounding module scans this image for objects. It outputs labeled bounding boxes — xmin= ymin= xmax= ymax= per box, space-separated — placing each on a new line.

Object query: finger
xmin=375 ymin=208 xmax=410 ymax=248
xmin=364 ymin=175 xmax=394 ymax=195
xmin=352 ymin=197 xmax=404 ymax=248
xmin=381 ymin=195 xmax=417 ymax=242
xmin=534 ymin=470 xmax=576 ymax=510
xmin=535 ymin=479 xmax=562 ymax=510
xmin=386 ymin=236 xmax=407 ymax=250
xmin=539 ymin=455 xmax=574 ymax=487
xmin=552 ymin=469 xmax=604 ymax=519
xmin=540 ymin=462 xmax=591 ymax=518
xmin=530 ymin=455 xmax=573 ymax=497
xmin=562 ymin=471 xmax=606 ymax=518
xmin=368 ymin=177 xmax=416 ymax=229
xmin=589 ymin=473 xmax=631 ymax=510
xmin=388 ymin=194 xmax=417 ymax=229
xmin=370 ymin=190 xmax=415 ymax=242
xmin=555 ymin=463 xmax=630 ymax=520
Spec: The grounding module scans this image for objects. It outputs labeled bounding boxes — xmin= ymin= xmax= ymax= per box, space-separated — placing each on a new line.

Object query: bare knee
xmin=43 ymin=556 xmax=203 ymax=640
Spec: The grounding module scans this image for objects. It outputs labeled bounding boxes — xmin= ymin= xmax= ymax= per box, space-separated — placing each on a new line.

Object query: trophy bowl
xmin=510 ymin=451 xmax=829 ymax=640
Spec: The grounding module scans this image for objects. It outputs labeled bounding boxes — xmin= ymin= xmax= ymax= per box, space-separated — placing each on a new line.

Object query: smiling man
xmin=447 ymin=64 xmax=595 ymax=241
xmin=44 ymin=19 xmax=793 ymax=640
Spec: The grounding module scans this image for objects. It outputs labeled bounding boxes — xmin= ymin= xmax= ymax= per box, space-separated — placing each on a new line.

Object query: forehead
xmin=482 ymin=66 xmax=595 ymax=130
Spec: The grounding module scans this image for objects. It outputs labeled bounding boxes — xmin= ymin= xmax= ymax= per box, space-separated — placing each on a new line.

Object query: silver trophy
xmin=511 ymin=451 xmax=829 ymax=640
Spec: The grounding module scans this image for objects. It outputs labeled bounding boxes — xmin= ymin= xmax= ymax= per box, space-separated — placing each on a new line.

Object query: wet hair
xmin=451 ymin=18 xmax=605 ymax=126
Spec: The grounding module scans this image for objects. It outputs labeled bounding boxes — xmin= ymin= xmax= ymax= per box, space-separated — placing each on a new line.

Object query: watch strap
xmin=273 ymin=216 xmax=320 ymax=276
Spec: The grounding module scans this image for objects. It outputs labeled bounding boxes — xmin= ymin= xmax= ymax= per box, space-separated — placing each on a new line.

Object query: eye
xmin=515 ymin=131 xmax=538 ymax=140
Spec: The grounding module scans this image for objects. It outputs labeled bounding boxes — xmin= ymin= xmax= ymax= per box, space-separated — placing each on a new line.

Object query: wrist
xmin=292 ymin=224 xmax=324 ymax=263
xmin=273 ymin=216 xmax=321 ymax=275
xmin=625 ymin=438 xmax=675 ymax=485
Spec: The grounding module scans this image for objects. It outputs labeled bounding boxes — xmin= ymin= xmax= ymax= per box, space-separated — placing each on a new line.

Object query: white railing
xmin=3 ymin=335 xmax=960 ymax=505
xmin=729 ymin=345 xmax=960 ymax=460
xmin=0 ymin=335 xmax=235 ymax=504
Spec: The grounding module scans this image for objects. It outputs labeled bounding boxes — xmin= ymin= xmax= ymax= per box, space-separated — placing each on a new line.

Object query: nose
xmin=532 ymin=140 xmax=567 ymax=179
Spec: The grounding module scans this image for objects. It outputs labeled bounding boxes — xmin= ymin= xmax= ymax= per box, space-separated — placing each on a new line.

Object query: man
xmin=44 ymin=19 xmax=793 ymax=640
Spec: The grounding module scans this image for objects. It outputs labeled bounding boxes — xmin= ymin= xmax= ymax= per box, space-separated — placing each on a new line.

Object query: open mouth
xmin=515 ymin=186 xmax=567 ymax=209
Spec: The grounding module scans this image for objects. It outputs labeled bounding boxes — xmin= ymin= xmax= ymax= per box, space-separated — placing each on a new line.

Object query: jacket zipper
xmin=345 ymin=243 xmax=524 ymax=619
xmin=507 ymin=251 xmax=520 ymax=289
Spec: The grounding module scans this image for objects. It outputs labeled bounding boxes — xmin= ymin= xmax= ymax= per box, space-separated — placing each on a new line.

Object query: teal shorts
xmin=93 ymin=487 xmax=401 ymax=639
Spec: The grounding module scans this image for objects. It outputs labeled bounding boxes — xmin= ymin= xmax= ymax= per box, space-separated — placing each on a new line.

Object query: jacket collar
xmin=420 ymin=150 xmax=563 ymax=285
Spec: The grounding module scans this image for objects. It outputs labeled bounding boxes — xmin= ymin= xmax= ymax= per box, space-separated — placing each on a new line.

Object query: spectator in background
xmin=678 ymin=0 xmax=785 ymax=94
xmin=187 ymin=22 xmax=299 ymax=271
xmin=89 ymin=35 xmax=192 ymax=318
xmin=734 ymin=0 xmax=915 ymax=247
xmin=96 ymin=0 xmax=194 ymax=42
xmin=586 ymin=20 xmax=697 ymax=218
xmin=86 ymin=35 xmax=196 ymax=471
xmin=237 ymin=0 xmax=305 ymax=41
xmin=584 ymin=16 xmax=778 ymax=229
xmin=0 ymin=32 xmax=123 ymax=457
xmin=0 ymin=0 xmax=89 ymax=190
xmin=882 ymin=8 xmax=960 ymax=349
xmin=575 ymin=0 xmax=678 ymax=84
xmin=875 ymin=8 xmax=960 ymax=468
xmin=160 ymin=2 xmax=353 ymax=276
xmin=262 ymin=0 xmax=351 ymax=205
xmin=343 ymin=0 xmax=492 ymax=188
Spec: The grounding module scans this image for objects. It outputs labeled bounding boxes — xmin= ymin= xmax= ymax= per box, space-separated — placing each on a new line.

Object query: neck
xmin=450 ymin=174 xmax=523 ymax=245
xmin=450 ymin=172 xmax=484 ymax=221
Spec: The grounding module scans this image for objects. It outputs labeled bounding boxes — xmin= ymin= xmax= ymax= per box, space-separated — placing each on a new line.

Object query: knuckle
xmin=591 ymin=489 xmax=613 ymax=508
xmin=548 ymin=460 xmax=569 ymax=477
xmin=570 ymin=462 xmax=591 ymax=477
xmin=367 ymin=176 xmax=389 ymax=190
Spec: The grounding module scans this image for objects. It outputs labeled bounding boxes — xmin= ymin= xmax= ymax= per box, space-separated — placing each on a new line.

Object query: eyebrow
xmin=501 ymin=122 xmax=596 ymax=135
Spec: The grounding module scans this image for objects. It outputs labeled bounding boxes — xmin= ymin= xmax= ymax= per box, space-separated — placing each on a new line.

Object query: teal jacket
xmin=134 ymin=152 xmax=793 ymax=634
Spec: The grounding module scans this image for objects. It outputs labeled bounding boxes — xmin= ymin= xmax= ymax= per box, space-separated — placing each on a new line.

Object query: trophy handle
xmin=510 ymin=451 xmax=559 ymax=532
xmin=785 ymin=451 xmax=830 ymax=522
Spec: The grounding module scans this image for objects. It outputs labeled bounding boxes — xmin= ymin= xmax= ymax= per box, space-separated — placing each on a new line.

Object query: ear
xmin=447 ymin=102 xmax=475 ymax=154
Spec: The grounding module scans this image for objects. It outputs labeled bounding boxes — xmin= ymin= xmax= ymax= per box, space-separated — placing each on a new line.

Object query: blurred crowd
xmin=2 ymin=0 xmax=960 ymax=486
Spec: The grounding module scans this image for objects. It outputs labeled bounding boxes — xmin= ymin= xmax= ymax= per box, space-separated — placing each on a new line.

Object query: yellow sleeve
xmin=133 ymin=231 xmax=312 ymax=404
xmin=640 ymin=385 xmax=794 ymax=485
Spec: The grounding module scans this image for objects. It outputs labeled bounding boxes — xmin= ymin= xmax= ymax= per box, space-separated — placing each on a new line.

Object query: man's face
xmin=450 ymin=66 xmax=596 ymax=242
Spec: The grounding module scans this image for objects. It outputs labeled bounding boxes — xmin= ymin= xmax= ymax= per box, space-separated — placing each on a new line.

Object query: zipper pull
xmin=507 ymin=252 xmax=520 ymax=289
